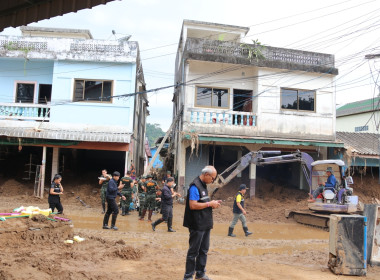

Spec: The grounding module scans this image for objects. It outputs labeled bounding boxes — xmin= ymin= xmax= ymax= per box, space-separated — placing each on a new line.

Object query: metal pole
xmin=39 ymin=146 xmax=46 ymax=198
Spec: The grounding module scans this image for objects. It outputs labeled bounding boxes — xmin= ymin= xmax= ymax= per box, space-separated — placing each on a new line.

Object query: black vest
xmin=183 ymin=176 xmax=213 ymax=230
xmin=233 ymin=191 xmax=244 ymax=214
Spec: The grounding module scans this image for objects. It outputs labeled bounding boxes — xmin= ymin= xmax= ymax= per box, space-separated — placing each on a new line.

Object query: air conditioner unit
xmin=328 ymin=214 xmax=367 ymax=276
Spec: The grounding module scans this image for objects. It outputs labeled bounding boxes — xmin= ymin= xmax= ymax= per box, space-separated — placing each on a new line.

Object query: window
xmin=281 ymin=88 xmax=315 ymax=111
xmin=15 ymin=83 xmax=35 ymax=103
xmin=355 ymin=125 xmax=368 ymax=132
xmin=73 ymin=79 xmax=112 ymax=102
xmin=196 ymin=86 xmax=229 ymax=108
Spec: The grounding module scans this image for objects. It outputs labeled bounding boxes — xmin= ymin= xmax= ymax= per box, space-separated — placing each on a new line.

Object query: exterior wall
xmin=336 ymin=112 xmax=380 ymax=133
xmin=256 ymin=68 xmax=335 ymax=141
xmin=50 ymin=60 xmax=135 ymax=130
xmin=0 ymin=58 xmax=54 ymax=103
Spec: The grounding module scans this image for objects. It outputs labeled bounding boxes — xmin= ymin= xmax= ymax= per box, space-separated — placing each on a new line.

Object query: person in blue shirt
xmin=183 ymin=165 xmax=221 ymax=280
xmin=311 ymin=167 xmax=337 ymax=200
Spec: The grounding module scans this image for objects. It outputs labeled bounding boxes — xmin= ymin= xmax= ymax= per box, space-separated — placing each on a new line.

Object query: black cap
xmin=166 ymin=177 xmax=174 ymax=183
xmin=113 ymin=171 xmax=120 ymax=176
xmin=239 ymin=184 xmax=248 ymax=190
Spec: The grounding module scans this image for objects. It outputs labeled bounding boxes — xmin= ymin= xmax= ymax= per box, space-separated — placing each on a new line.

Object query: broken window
xmin=15 ymin=83 xmax=35 ymax=103
xmin=73 ymin=79 xmax=112 ymax=102
xmin=281 ymin=88 xmax=315 ymax=111
xmin=196 ymin=86 xmax=229 ymax=108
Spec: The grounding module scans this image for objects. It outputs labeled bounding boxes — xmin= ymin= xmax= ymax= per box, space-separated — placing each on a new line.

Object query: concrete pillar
xmin=51 ymin=147 xmax=59 ymax=181
xmin=39 ymin=146 xmax=47 ymax=198
xmin=249 ymin=163 xmax=256 ymax=198
xmin=124 ymin=151 xmax=130 ymax=175
xmin=178 ymin=142 xmax=187 ymax=196
xmin=237 ymin=150 xmax=242 ymax=178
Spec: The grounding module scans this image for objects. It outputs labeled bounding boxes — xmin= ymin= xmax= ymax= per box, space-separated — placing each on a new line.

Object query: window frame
xmin=72 ymin=79 xmax=113 ymax=103
xmin=194 ymin=85 xmax=230 ymax=109
xmin=280 ymin=87 xmax=316 ymax=112
xmin=14 ymin=81 xmax=37 ymax=103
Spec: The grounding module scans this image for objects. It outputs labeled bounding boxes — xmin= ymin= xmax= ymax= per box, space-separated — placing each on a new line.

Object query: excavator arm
xmin=209 ymin=150 xmax=313 ymax=196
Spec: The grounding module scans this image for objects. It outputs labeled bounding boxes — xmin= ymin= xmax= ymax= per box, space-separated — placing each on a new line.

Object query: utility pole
xmin=365 ymin=53 xmax=380 ymax=183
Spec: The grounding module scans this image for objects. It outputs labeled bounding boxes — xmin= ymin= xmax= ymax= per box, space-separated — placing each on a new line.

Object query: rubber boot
xmin=125 ymin=207 xmax=130 ymax=215
xmin=243 ymin=226 xmax=252 ymax=237
xmin=139 ymin=209 xmax=146 ymax=221
xmin=110 ymin=214 xmax=118 ymax=230
xmin=167 ymin=217 xmax=176 ymax=232
xmin=147 ymin=210 xmax=153 ymax=222
xmin=102 ymin=213 xmax=110 ymax=229
xmin=101 ymin=202 xmax=105 ymax=214
xmin=151 ymin=218 xmax=164 ymax=231
xmin=121 ymin=206 xmax=126 ymax=216
xmin=228 ymin=227 xmax=236 ymax=237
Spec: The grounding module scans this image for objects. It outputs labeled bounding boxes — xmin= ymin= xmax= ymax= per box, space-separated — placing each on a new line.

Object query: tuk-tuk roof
xmin=311 ymin=159 xmax=345 ymax=167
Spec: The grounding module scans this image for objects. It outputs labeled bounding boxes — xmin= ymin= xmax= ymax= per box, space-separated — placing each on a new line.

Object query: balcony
xmin=184 ymin=38 xmax=338 ymax=75
xmin=0 ymin=103 xmax=50 ymax=121
xmin=189 ymin=108 xmax=256 ymax=126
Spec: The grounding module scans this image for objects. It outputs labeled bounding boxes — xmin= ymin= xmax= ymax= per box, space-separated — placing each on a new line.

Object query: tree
xmin=146 ymin=123 xmax=165 ymax=147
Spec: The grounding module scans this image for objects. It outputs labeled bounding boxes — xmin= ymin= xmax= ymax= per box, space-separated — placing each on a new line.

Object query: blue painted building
xmin=0 ymin=27 xmax=148 ymax=195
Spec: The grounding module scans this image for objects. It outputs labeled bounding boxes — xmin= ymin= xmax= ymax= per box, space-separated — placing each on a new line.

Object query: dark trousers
xmin=161 ymin=204 xmax=173 ymax=221
xmin=106 ymin=198 xmax=119 ymax=215
xmin=184 ymin=229 xmax=211 ymax=278
xmin=48 ymin=197 xmax=63 ymax=213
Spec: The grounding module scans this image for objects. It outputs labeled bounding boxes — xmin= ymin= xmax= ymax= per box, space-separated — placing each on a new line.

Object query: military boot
xmin=228 ymin=227 xmax=236 ymax=237
xmin=167 ymin=217 xmax=176 ymax=232
xmin=147 ymin=210 xmax=153 ymax=222
xmin=121 ymin=206 xmax=126 ymax=216
xmin=151 ymin=218 xmax=164 ymax=231
xmin=243 ymin=226 xmax=252 ymax=237
xmin=139 ymin=209 xmax=146 ymax=221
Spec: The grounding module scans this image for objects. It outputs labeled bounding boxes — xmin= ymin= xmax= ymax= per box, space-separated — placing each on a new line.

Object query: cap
xmin=141 ymin=175 xmax=147 ymax=179
xmin=166 ymin=170 xmax=171 ymax=175
xmin=326 ymin=167 xmax=333 ymax=173
xmin=146 ymin=174 xmax=153 ymax=178
xmin=112 ymin=171 xmax=120 ymax=176
xmin=239 ymin=184 xmax=248 ymax=191
xmin=166 ymin=177 xmax=174 ymax=183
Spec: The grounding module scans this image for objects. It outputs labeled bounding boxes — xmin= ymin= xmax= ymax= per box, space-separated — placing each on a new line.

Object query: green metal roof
xmin=336 ymin=97 xmax=380 ymax=117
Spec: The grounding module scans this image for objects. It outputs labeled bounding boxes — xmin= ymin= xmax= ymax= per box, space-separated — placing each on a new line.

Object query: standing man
xmin=140 ymin=174 xmax=158 ymax=222
xmin=151 ymin=177 xmax=181 ymax=232
xmin=228 ymin=184 xmax=252 ymax=237
xmin=98 ymin=169 xmax=111 ymax=214
xmin=183 ymin=166 xmax=221 ymax=280
xmin=120 ymin=171 xmax=134 ymax=216
xmin=137 ymin=176 xmax=147 ymax=218
xmin=102 ymin=171 xmax=125 ymax=230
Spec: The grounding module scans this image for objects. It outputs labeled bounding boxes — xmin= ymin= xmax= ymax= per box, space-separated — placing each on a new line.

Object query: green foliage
xmin=146 ymin=123 xmax=165 ymax=147
xmin=240 ymin=39 xmax=265 ymax=62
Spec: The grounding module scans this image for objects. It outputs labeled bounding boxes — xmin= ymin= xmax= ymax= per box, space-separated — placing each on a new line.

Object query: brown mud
xmin=0 ymin=175 xmax=380 ymax=279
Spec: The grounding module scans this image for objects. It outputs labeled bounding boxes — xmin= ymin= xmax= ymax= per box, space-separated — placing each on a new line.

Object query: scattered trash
xmin=64 ymin=240 xmax=74 ymax=244
xmin=54 ymin=216 xmax=70 ymax=222
xmin=76 ymin=196 xmax=90 ymax=208
xmin=73 ymin=235 xmax=85 ymax=242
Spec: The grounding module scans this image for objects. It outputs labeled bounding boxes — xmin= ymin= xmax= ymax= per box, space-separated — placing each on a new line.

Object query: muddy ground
xmin=0 ymin=175 xmax=380 ymax=280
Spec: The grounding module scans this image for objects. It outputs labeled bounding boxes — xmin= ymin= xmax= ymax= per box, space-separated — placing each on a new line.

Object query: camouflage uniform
xmin=137 ymin=179 xmax=146 ymax=217
xmin=140 ymin=178 xmax=158 ymax=221
xmin=100 ymin=175 xmax=110 ymax=213
xmin=120 ymin=176 xmax=133 ymax=215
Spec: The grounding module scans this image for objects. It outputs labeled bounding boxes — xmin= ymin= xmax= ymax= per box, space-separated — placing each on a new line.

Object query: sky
xmin=1 ymin=0 xmax=380 ymax=131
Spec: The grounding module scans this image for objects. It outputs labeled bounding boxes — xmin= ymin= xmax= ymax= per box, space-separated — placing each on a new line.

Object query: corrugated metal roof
xmin=0 ymin=0 xmax=117 ymax=32
xmin=336 ymin=131 xmax=379 ymax=156
xmin=336 ymin=97 xmax=380 ymax=117
xmin=0 ymin=127 xmax=131 ymax=143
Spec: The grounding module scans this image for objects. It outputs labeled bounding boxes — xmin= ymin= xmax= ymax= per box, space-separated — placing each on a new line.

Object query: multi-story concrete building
xmin=0 ymin=27 xmax=148 ymax=195
xmin=172 ymin=20 xmax=343 ymax=196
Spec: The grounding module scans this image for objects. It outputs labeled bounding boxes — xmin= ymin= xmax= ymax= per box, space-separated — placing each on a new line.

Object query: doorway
xmin=38 ymin=84 xmax=52 ymax=104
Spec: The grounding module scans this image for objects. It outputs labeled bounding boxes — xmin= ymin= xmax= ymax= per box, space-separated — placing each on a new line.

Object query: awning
xmin=185 ymin=134 xmax=344 ymax=148
xmin=0 ymin=127 xmax=131 ymax=143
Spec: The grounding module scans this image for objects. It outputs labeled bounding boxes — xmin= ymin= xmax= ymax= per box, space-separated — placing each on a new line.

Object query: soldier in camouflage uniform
xmin=137 ymin=175 xmax=147 ymax=217
xmin=120 ymin=171 xmax=134 ymax=216
xmin=99 ymin=169 xmax=111 ymax=214
xmin=140 ymin=174 xmax=158 ymax=222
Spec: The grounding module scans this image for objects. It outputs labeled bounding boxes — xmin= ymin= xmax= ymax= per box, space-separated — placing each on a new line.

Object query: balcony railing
xmin=189 ymin=108 xmax=256 ymax=127
xmin=0 ymin=103 xmax=50 ymax=121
